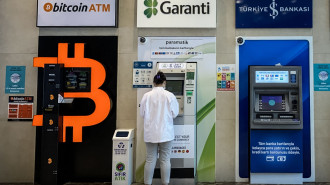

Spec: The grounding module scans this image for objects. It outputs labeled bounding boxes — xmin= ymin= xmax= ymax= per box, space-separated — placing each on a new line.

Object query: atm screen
xmin=166 ymin=80 xmax=184 ymax=95
xmin=259 ymin=95 xmax=284 ymax=111
xmin=255 ymin=71 xmax=289 ymax=83
xmin=64 ymin=68 xmax=91 ymax=92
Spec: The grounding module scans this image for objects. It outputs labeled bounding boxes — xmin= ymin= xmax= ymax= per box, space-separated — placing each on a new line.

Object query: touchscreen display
xmin=64 ymin=68 xmax=91 ymax=92
xmin=260 ymin=95 xmax=284 ymax=111
xmin=256 ymin=71 xmax=289 ymax=83
xmin=166 ymin=80 xmax=184 ymax=95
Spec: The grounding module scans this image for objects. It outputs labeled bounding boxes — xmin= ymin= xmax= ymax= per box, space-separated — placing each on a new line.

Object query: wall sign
xmin=217 ymin=64 xmax=235 ymax=91
xmin=137 ymin=0 xmax=216 ymax=28
xmin=133 ymin=61 xmax=153 ymax=88
xmin=5 ymin=66 xmax=26 ymax=94
xmin=314 ymin=64 xmax=330 ymax=91
xmin=37 ymin=0 xmax=118 ymax=27
xmin=236 ymin=0 xmax=312 ymax=28
xmin=8 ymin=96 xmax=33 ymax=121
xmin=150 ymin=39 xmax=204 ymax=59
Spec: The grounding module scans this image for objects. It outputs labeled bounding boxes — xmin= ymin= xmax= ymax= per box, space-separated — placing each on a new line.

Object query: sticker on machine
xmin=171 ymin=125 xmax=194 ymax=158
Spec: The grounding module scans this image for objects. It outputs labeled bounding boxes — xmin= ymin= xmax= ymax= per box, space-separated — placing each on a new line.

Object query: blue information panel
xmin=238 ymin=40 xmax=311 ymax=178
xmin=133 ymin=61 xmax=153 ymax=88
xmin=250 ymin=130 xmax=303 ymax=173
xmin=236 ymin=0 xmax=312 ymax=28
xmin=5 ymin=66 xmax=26 ymax=94
xmin=314 ymin=64 xmax=330 ymax=91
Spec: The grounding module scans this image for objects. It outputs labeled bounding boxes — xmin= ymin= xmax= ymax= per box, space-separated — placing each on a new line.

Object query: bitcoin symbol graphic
xmin=269 ymin=0 xmax=278 ymax=20
xmin=44 ymin=3 xmax=53 ymax=12
xmin=33 ymin=43 xmax=111 ymax=142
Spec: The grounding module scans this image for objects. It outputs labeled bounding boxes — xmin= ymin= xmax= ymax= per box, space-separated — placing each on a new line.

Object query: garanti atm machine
xmin=249 ymin=66 xmax=303 ymax=184
xmin=156 ymin=62 xmax=197 ymax=179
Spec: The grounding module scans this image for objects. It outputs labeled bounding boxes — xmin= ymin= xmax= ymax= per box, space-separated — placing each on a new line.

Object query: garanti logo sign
xmin=236 ymin=0 xmax=312 ymax=28
xmin=37 ymin=0 xmax=117 ymax=27
xmin=137 ymin=0 xmax=216 ymax=28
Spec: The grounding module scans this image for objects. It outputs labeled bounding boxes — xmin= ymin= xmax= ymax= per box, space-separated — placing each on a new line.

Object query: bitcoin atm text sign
xmin=33 ymin=43 xmax=110 ymax=142
xmin=37 ymin=0 xmax=117 ymax=26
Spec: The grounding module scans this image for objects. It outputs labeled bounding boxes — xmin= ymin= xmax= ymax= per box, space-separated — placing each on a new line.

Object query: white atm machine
xmin=156 ymin=62 xmax=197 ymax=179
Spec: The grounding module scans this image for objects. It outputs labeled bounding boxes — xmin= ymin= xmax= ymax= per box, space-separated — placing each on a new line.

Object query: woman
xmin=140 ymin=71 xmax=179 ymax=185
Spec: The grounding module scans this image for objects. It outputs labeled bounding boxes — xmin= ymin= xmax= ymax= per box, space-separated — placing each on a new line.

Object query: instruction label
xmin=171 ymin=125 xmax=194 ymax=158
xmin=133 ymin=61 xmax=153 ymax=88
xmin=250 ymin=130 xmax=303 ymax=173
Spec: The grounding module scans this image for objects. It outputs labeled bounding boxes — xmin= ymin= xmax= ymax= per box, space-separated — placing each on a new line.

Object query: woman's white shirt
xmin=140 ymin=87 xmax=179 ymax=143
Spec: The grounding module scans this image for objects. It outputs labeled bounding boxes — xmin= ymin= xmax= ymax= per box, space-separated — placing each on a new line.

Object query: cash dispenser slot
xmin=256 ymin=114 xmax=273 ymax=119
xmin=278 ymin=114 xmax=295 ymax=119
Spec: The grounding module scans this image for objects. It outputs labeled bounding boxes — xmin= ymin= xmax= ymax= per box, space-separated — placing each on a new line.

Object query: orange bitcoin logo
xmin=44 ymin=3 xmax=53 ymax=12
xmin=33 ymin=43 xmax=111 ymax=142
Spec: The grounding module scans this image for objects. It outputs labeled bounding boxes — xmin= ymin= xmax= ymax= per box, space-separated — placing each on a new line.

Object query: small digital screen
xmin=186 ymin=72 xmax=195 ymax=80
xmin=256 ymin=71 xmax=289 ymax=83
xmin=64 ymin=68 xmax=91 ymax=92
xmin=260 ymin=95 xmax=284 ymax=111
xmin=166 ymin=80 xmax=184 ymax=95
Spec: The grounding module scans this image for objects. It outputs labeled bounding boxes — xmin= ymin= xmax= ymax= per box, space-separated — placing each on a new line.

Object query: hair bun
xmin=153 ymin=71 xmax=166 ymax=85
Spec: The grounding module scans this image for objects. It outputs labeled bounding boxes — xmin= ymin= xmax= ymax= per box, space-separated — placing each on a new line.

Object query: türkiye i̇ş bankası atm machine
xmin=156 ymin=62 xmax=197 ymax=177
xmin=249 ymin=65 xmax=304 ymax=183
xmin=249 ymin=66 xmax=303 ymax=130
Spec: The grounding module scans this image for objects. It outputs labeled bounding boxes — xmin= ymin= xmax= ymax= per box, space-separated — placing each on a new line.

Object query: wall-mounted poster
xmin=37 ymin=0 xmax=118 ymax=27
xmin=5 ymin=66 xmax=26 ymax=94
xmin=217 ymin=64 xmax=235 ymax=91
xmin=8 ymin=96 xmax=33 ymax=121
xmin=314 ymin=64 xmax=330 ymax=91
xmin=236 ymin=0 xmax=312 ymax=28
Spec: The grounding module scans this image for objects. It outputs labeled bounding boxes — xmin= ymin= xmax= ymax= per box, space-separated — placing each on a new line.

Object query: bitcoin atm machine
xmin=34 ymin=64 xmax=92 ymax=185
xmin=156 ymin=62 xmax=197 ymax=179
xmin=249 ymin=65 xmax=303 ymax=184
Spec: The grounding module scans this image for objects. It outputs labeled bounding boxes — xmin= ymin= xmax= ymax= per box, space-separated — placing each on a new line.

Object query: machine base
xmin=250 ymin=173 xmax=303 ymax=184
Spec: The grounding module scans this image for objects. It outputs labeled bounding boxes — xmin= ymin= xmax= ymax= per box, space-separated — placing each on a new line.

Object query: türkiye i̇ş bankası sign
xmin=236 ymin=0 xmax=312 ymax=28
xmin=37 ymin=0 xmax=117 ymax=27
xmin=137 ymin=0 xmax=216 ymax=28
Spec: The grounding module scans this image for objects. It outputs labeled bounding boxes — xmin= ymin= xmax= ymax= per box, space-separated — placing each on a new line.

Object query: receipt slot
xmin=249 ymin=66 xmax=303 ymax=184
xmin=112 ymin=129 xmax=135 ymax=185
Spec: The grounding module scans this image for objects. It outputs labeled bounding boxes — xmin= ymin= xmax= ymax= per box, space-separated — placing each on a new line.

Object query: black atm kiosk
xmin=39 ymin=64 xmax=64 ymax=185
xmin=36 ymin=65 xmax=92 ymax=185
xmin=249 ymin=65 xmax=304 ymax=184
